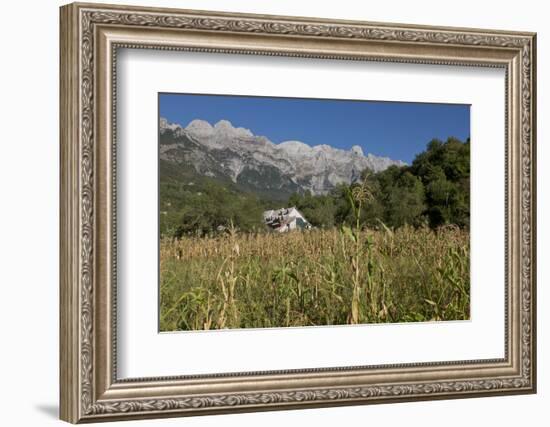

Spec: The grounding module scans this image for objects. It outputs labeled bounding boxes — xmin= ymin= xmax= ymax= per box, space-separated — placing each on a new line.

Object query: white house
xmin=263 ymin=207 xmax=312 ymax=233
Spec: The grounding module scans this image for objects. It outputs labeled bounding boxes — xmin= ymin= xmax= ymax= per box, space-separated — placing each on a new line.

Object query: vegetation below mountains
xmin=290 ymin=136 xmax=470 ymax=230
xmin=160 ymin=136 xmax=470 ymax=237
xmin=159 ymin=160 xmax=268 ymax=237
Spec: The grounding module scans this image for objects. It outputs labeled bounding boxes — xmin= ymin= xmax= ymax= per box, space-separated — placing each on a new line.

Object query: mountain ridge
xmin=159 ymin=117 xmax=406 ymax=198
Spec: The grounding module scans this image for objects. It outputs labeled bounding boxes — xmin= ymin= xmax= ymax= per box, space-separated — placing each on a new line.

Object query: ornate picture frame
xmin=60 ymin=2 xmax=536 ymax=423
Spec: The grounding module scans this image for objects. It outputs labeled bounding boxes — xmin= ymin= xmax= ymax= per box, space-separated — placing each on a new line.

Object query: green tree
xmin=385 ymin=171 xmax=426 ymax=227
xmin=288 ymin=191 xmax=337 ymax=228
xmin=411 ymin=137 xmax=470 ymax=228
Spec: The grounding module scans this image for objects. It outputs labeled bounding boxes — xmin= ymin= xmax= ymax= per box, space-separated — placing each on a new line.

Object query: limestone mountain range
xmin=159 ymin=117 xmax=405 ymax=199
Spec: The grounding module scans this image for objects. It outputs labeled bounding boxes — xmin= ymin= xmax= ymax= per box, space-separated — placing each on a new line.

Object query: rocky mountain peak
xmin=213 ymin=119 xmax=254 ymax=139
xmin=186 ymin=119 xmax=214 ymax=137
xmin=159 ymin=117 xmax=181 ymax=133
xmin=277 ymin=140 xmax=312 ymax=156
xmin=351 ymin=145 xmax=364 ymax=156
xmin=214 ymin=119 xmax=233 ymax=129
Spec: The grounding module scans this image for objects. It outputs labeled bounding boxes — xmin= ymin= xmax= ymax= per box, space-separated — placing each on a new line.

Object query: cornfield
xmin=160 ymin=225 xmax=470 ymax=331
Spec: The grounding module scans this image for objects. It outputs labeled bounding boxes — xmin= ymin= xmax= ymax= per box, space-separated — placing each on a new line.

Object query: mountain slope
xmin=159 ymin=117 xmax=405 ymax=199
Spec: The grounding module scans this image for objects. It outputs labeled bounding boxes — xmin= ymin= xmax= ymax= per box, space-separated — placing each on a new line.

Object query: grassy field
xmin=160 ymin=225 xmax=470 ymax=331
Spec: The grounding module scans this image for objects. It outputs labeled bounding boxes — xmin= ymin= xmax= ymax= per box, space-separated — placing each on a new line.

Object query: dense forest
xmin=160 ymin=136 xmax=469 ymax=237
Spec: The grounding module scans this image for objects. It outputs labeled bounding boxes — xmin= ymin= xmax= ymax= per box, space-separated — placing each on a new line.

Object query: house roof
xmin=263 ymin=206 xmax=310 ymax=228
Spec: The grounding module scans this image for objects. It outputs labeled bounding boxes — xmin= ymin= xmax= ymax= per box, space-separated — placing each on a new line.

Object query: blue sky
xmin=159 ymin=93 xmax=470 ymax=164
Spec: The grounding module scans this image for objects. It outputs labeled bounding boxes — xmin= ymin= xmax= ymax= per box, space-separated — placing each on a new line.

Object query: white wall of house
xmin=264 ymin=207 xmax=310 ymax=232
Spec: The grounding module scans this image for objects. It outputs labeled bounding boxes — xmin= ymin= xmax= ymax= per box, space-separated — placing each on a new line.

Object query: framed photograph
xmin=60 ymin=2 xmax=537 ymax=423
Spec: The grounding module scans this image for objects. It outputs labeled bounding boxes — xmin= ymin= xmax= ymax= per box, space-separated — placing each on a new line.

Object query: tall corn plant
xmin=343 ymin=175 xmax=374 ymax=324
xmin=216 ymin=220 xmax=240 ymax=328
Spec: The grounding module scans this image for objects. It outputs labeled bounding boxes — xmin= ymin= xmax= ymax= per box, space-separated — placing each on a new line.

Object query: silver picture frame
xmin=60 ymin=2 xmax=536 ymax=422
